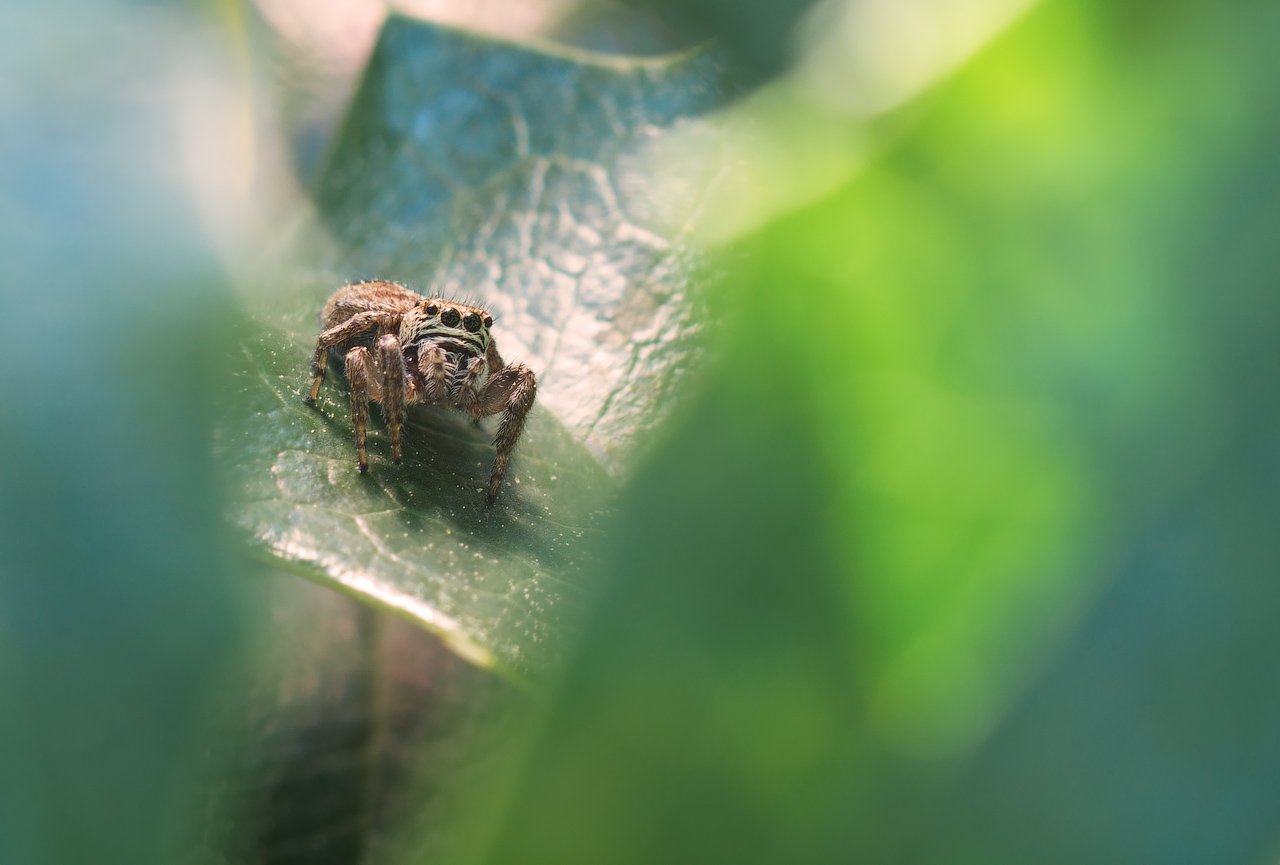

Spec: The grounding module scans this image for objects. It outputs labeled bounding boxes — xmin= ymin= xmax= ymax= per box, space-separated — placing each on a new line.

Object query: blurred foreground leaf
xmin=197 ymin=576 xmax=513 ymax=865
xmin=223 ymin=16 xmax=721 ymax=675
xmin=441 ymin=1 xmax=1280 ymax=864
xmin=0 ymin=7 xmax=247 ymax=865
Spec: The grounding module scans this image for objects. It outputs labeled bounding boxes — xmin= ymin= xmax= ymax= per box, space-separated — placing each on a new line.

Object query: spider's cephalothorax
xmin=304 ymin=280 xmax=537 ymax=504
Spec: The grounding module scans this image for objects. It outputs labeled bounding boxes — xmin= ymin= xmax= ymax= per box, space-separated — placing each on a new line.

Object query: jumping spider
xmin=304 ymin=280 xmax=537 ymax=504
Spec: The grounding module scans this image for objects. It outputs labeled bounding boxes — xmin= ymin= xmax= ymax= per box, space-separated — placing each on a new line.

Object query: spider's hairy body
xmin=304 ymin=280 xmax=537 ymax=504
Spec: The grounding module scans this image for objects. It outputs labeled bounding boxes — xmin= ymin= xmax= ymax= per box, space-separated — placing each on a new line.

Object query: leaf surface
xmin=224 ymin=16 xmax=721 ymax=675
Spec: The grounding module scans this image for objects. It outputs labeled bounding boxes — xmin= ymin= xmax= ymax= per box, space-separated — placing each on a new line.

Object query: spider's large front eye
xmin=462 ymin=312 xmax=482 ymax=332
xmin=440 ymin=308 xmax=461 ymax=327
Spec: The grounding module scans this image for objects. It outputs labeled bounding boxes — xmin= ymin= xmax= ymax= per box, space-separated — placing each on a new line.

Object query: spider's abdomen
xmin=321 ymin=280 xmax=419 ymax=330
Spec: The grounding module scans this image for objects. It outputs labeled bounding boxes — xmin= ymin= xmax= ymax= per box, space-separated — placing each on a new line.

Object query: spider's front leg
xmin=305 ymin=311 xmax=398 ymax=403
xmin=342 ymin=346 xmax=381 ymax=472
xmin=474 ymin=363 xmax=537 ymax=504
xmin=374 ymin=334 xmax=408 ymax=464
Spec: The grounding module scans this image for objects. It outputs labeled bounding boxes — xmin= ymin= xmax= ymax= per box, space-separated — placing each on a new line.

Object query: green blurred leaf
xmin=0 ymin=7 xmax=249 ymax=865
xmin=223 ymin=16 xmax=722 ymax=676
xmin=434 ymin=2 xmax=1280 ymax=865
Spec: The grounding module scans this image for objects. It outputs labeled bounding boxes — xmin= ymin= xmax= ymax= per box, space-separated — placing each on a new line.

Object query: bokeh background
xmin=3 ymin=0 xmax=1278 ymax=863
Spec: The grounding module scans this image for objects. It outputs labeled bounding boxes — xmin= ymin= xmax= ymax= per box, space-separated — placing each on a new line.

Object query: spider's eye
xmin=462 ymin=312 xmax=482 ymax=332
xmin=425 ymin=304 xmax=439 ymax=316
xmin=440 ymin=308 xmax=461 ymax=327
xmin=483 ymin=315 xmax=494 ymax=328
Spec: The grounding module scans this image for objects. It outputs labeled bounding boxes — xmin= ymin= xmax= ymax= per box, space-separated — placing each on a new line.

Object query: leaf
xmin=223 ymin=15 xmax=723 ymax=675
xmin=196 ymin=575 xmax=515 ymax=865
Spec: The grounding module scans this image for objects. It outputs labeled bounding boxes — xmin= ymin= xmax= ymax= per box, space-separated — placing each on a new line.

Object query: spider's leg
xmin=306 ymin=311 xmax=398 ymax=403
xmin=344 ymin=346 xmax=378 ymax=473
xmin=375 ymin=334 xmax=407 ymax=464
xmin=474 ymin=363 xmax=536 ymax=504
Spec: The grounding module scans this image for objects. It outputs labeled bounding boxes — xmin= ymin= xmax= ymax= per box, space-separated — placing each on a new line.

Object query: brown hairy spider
xmin=304 ymin=280 xmax=537 ymax=504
